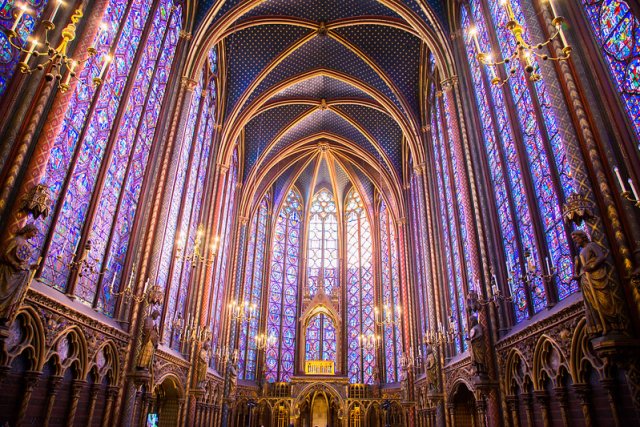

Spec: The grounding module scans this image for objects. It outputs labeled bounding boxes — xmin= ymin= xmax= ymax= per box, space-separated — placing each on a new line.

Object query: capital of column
xmin=181 ymin=76 xmax=198 ymax=90
xmin=179 ymin=30 xmax=192 ymax=40
xmin=440 ymin=76 xmax=458 ymax=92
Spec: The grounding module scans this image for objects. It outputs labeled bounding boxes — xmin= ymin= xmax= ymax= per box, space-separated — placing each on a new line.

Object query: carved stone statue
xmin=136 ymin=310 xmax=160 ymax=370
xmin=468 ymin=315 xmax=487 ymax=377
xmin=0 ymin=224 xmax=38 ymax=324
xmin=228 ymin=358 xmax=239 ymax=397
xmin=196 ymin=339 xmax=211 ymax=388
xmin=425 ymin=344 xmax=439 ymax=392
xmin=571 ymin=230 xmax=628 ymax=336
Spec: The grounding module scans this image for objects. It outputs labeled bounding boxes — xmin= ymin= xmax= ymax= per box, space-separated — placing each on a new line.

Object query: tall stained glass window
xmin=345 ymin=189 xmax=375 ymax=384
xmin=238 ymin=195 xmax=269 ymax=380
xmin=581 ymin=0 xmax=640 ymax=141
xmin=210 ymin=148 xmax=237 ymax=368
xmin=0 ymin=0 xmax=49 ymax=97
xmin=265 ymin=188 xmax=302 ymax=382
xmin=379 ymin=201 xmax=402 ymax=382
xmin=460 ymin=0 xmax=577 ymax=323
xmin=307 ymin=189 xmax=338 ymax=295
xmin=30 ymin=0 xmax=182 ymax=318
xmin=409 ymin=174 xmax=429 ymax=341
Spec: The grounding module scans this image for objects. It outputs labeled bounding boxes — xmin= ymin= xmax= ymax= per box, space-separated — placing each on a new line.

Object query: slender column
xmin=66 ymin=379 xmax=86 ymax=427
xmin=43 ymin=375 xmax=63 ymax=427
xmin=554 ymin=386 xmax=570 ymax=427
xmin=16 ymin=371 xmax=40 ymax=426
xmin=506 ymin=396 xmax=520 ymax=427
xmin=534 ymin=391 xmax=550 ymax=427
xmin=602 ymin=379 xmax=621 ymax=427
xmin=523 ymin=393 xmax=534 ymax=427
xmin=178 ymin=398 xmax=186 ymax=427
xmin=573 ymin=384 xmax=592 ymax=427
xmin=101 ymin=386 xmax=119 ymax=427
xmin=86 ymin=384 xmax=101 ymax=426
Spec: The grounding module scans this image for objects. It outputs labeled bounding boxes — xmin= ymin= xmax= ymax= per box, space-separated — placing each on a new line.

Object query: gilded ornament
xmin=562 ymin=193 xmax=594 ymax=226
xmin=20 ymin=184 xmax=52 ymax=219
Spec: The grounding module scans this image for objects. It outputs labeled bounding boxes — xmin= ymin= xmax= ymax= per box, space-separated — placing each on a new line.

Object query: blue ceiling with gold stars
xmin=194 ymin=0 xmax=448 ymax=195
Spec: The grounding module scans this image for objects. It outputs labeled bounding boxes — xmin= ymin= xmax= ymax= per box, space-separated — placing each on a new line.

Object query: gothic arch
xmin=532 ymin=335 xmax=568 ymax=390
xmin=45 ymin=325 xmax=88 ymax=379
xmin=0 ymin=306 xmax=46 ymax=371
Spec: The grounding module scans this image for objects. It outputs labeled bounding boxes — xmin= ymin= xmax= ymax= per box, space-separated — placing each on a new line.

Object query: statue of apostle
xmin=0 ymin=223 xmax=39 ymax=325
xmin=137 ymin=310 xmax=160 ymax=370
xmin=571 ymin=230 xmax=628 ymax=336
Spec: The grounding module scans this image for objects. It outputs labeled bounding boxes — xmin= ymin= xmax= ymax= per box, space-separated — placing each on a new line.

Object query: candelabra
xmin=613 ymin=167 xmax=640 ymax=209
xmin=3 ymin=2 xmax=112 ymax=92
xmin=468 ymin=269 xmax=515 ymax=308
xmin=373 ymin=304 xmax=401 ymax=327
xmin=255 ymin=332 xmax=276 ymax=351
xmin=175 ymin=224 xmax=220 ymax=266
xmin=400 ymin=346 xmax=423 ymax=371
xmin=467 ymin=0 xmax=571 ymax=87
xmin=424 ymin=315 xmax=457 ymax=348
xmin=108 ymin=269 xmax=149 ymax=304
xmin=228 ymin=300 xmax=258 ymax=322
xmin=213 ymin=344 xmax=238 ymax=365
xmin=358 ymin=333 xmax=381 ymax=351
xmin=56 ymin=238 xmax=105 ymax=277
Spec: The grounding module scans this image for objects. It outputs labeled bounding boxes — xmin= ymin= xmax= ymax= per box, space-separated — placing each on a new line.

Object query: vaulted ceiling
xmin=187 ymin=0 xmax=452 ymax=217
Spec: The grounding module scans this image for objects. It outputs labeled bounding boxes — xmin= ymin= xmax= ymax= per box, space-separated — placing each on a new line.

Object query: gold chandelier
xmin=5 ymin=1 xmax=111 ymax=92
xmin=467 ymin=0 xmax=571 ymax=86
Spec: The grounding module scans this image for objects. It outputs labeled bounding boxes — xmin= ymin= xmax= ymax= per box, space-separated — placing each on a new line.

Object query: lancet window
xmin=307 ymin=188 xmax=338 ymax=296
xmin=345 ymin=189 xmax=375 ymax=384
xmin=581 ymin=0 xmax=640 ymax=141
xmin=29 ymin=0 xmax=182 ymax=318
xmin=265 ymin=188 xmax=302 ymax=382
xmin=459 ymin=0 xmax=577 ymax=324
xmin=238 ymin=195 xmax=270 ymax=380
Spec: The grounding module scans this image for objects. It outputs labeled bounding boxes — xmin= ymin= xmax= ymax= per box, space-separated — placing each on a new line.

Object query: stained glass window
xmin=31 ymin=0 xmax=182 ymax=319
xmin=582 ymin=0 xmax=640 ymax=141
xmin=265 ymin=188 xmax=302 ymax=382
xmin=0 ymin=0 xmax=48 ymax=97
xmin=409 ymin=175 xmax=429 ymax=340
xmin=210 ymin=149 xmax=238 ymax=368
xmin=307 ymin=189 xmax=338 ymax=296
xmin=379 ymin=201 xmax=402 ymax=382
xmin=305 ymin=313 xmax=337 ymax=362
xmin=345 ymin=189 xmax=375 ymax=384
xmin=238 ymin=195 xmax=269 ymax=380
xmin=460 ymin=0 xmax=577 ymax=323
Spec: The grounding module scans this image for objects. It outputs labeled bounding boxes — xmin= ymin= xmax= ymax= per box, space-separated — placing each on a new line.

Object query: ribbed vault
xmin=185 ymin=0 xmax=453 ymax=217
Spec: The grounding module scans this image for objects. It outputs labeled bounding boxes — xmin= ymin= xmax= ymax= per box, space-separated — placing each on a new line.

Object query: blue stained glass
xmin=307 ymin=189 xmax=338 ymax=296
xmin=265 ymin=188 xmax=302 ymax=382
xmin=345 ymin=189 xmax=375 ymax=384
xmin=239 ymin=196 xmax=269 ymax=380
xmin=380 ymin=202 xmax=402 ymax=382
xmin=485 ymin=0 xmax=575 ymax=304
xmin=582 ymin=1 xmax=640 ymax=141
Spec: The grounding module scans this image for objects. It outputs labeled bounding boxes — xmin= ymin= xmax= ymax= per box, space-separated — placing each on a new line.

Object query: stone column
xmin=66 ymin=379 xmax=86 ymax=427
xmin=86 ymin=384 xmax=101 ymax=426
xmin=506 ymin=396 xmax=520 ymax=427
xmin=16 ymin=371 xmax=40 ymax=426
xmin=602 ymin=379 xmax=621 ymax=427
xmin=43 ymin=375 xmax=63 ymax=427
xmin=534 ymin=391 xmax=550 ymax=427
xmin=102 ymin=386 xmax=119 ymax=427
xmin=573 ymin=384 xmax=593 ymax=427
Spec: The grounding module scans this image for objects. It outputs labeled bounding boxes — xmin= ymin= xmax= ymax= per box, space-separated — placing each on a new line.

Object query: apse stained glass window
xmin=345 ymin=189 xmax=375 ymax=384
xmin=307 ymin=189 xmax=338 ymax=296
xmin=0 ymin=0 xmax=48 ymax=97
xmin=461 ymin=0 xmax=577 ymax=322
xmin=238 ymin=196 xmax=269 ymax=380
xmin=265 ymin=188 xmax=302 ymax=382
xmin=379 ymin=201 xmax=402 ymax=383
xmin=305 ymin=313 xmax=337 ymax=362
xmin=33 ymin=0 xmax=182 ymax=318
xmin=582 ymin=0 xmax=640 ymax=141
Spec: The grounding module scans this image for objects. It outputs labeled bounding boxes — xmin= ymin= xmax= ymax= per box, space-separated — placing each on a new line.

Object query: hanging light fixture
xmin=5 ymin=2 xmax=111 ymax=92
xmin=466 ymin=0 xmax=572 ymax=86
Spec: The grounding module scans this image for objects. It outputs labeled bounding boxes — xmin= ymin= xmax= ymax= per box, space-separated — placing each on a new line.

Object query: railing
xmin=305 ymin=360 xmax=335 ymax=375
